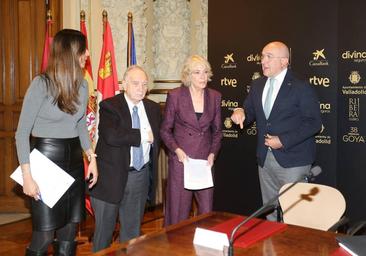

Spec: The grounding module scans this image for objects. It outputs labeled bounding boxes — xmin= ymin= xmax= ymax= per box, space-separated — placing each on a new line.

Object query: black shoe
xmin=25 ymin=247 xmax=46 ymax=256
xmin=53 ymin=240 xmax=77 ymax=256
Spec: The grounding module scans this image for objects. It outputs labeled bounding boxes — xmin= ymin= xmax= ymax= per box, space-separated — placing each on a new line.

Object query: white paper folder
xmin=10 ymin=149 xmax=75 ymax=208
xmin=184 ymin=157 xmax=213 ymax=190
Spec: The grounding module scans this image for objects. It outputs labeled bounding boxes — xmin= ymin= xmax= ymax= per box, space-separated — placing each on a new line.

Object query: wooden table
xmin=93 ymin=212 xmax=340 ymax=256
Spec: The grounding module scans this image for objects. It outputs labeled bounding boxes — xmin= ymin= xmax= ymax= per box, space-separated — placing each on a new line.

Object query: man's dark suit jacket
xmin=244 ymin=69 xmax=322 ymax=168
xmin=88 ymin=93 xmax=161 ymax=204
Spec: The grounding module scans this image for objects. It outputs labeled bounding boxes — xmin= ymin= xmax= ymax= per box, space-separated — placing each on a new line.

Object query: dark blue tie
xmin=132 ymin=106 xmax=144 ymax=170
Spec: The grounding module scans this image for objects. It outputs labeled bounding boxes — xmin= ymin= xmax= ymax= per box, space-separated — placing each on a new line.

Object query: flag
xmin=41 ymin=19 xmax=53 ymax=72
xmin=80 ymin=14 xmax=96 ymax=216
xmin=127 ymin=12 xmax=137 ymax=66
xmin=97 ymin=19 xmax=119 ymax=100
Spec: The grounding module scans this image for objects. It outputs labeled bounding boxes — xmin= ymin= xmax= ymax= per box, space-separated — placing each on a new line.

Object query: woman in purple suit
xmin=160 ymin=55 xmax=222 ymax=226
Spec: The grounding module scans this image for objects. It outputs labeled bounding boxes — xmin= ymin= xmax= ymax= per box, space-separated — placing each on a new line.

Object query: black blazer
xmin=244 ymin=69 xmax=322 ymax=168
xmin=88 ymin=93 xmax=161 ymax=204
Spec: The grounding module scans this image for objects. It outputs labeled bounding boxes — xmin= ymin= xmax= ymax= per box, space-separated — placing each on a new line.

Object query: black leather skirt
xmin=30 ymin=137 xmax=86 ymax=231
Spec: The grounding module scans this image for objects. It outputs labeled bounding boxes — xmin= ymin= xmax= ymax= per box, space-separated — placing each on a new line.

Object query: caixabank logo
xmin=222 ymin=117 xmax=238 ymax=139
xmin=315 ymin=124 xmax=331 ymax=145
xmin=348 ymin=98 xmax=360 ymax=122
xmin=343 ymin=126 xmax=365 ymax=143
xmin=221 ymin=53 xmax=237 ymax=69
xmin=341 ymin=71 xmax=366 ymax=95
xmin=309 ymin=49 xmax=329 ymax=66
xmin=341 ymin=50 xmax=366 ymax=63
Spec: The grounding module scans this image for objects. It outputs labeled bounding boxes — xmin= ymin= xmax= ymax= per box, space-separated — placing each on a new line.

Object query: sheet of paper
xmin=10 ymin=149 xmax=75 ymax=208
xmin=184 ymin=157 xmax=213 ymax=190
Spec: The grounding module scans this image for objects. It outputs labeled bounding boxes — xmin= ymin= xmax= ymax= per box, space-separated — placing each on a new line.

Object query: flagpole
xmin=97 ymin=9 xmax=119 ymax=99
xmin=127 ymin=12 xmax=133 ymax=67
xmin=102 ymin=10 xmax=108 ymax=33
xmin=80 ymin=10 xmax=85 ymax=23
xmin=46 ymin=9 xmax=52 ymax=34
xmin=41 ymin=9 xmax=53 ymax=72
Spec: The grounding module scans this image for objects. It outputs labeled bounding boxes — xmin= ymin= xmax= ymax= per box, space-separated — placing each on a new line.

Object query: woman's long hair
xmin=44 ymin=29 xmax=86 ymax=114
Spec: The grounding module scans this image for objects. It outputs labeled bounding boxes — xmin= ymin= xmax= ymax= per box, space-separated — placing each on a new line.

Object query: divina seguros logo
xmin=221 ymin=99 xmax=239 ymax=110
xmin=319 ymin=102 xmax=331 ymax=114
xmin=341 ymin=50 xmax=366 ymax=63
xmin=246 ymin=53 xmax=261 ymax=65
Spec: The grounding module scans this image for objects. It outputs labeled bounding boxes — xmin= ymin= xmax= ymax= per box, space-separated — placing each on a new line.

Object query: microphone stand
xmin=227 ymin=172 xmax=316 ymax=256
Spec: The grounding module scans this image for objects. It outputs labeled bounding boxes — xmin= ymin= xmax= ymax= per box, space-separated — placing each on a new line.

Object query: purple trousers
xmin=164 ymin=157 xmax=213 ymax=226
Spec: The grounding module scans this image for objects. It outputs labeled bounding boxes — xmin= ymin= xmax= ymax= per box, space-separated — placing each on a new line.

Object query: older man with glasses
xmin=88 ymin=65 xmax=161 ymax=252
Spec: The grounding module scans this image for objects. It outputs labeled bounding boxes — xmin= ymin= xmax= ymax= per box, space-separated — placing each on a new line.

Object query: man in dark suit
xmin=231 ymin=41 xmax=322 ymax=221
xmin=88 ymin=65 xmax=161 ymax=252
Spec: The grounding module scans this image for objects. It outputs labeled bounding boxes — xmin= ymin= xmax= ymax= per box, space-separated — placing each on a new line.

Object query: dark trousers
xmin=91 ymin=165 xmax=150 ymax=252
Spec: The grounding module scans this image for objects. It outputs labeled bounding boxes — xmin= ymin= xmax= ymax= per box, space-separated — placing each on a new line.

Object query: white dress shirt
xmin=262 ymin=68 xmax=288 ymax=112
xmin=124 ymin=94 xmax=152 ymax=167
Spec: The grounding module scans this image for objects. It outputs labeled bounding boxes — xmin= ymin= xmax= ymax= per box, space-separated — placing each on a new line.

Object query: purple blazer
xmin=160 ymin=86 xmax=222 ymax=161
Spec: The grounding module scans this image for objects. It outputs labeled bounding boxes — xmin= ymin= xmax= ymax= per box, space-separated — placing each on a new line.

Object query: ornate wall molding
xmin=101 ymin=0 xmax=147 ymax=79
xmin=70 ymin=0 xmax=208 ymax=92
xmin=152 ymin=1 xmax=190 ymax=85
xmin=196 ymin=0 xmax=208 ymax=57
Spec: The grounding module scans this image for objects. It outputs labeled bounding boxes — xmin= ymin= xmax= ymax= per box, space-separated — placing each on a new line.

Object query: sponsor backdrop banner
xmin=209 ymin=0 xmax=365 ymax=220
xmin=337 ymin=0 xmax=366 ymax=220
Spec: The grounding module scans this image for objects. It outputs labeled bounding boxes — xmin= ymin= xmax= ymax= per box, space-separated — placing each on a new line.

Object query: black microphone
xmin=227 ymin=166 xmax=322 ymax=256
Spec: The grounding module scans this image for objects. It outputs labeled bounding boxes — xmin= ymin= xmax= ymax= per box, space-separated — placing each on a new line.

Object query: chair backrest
xmin=278 ymin=182 xmax=346 ymax=231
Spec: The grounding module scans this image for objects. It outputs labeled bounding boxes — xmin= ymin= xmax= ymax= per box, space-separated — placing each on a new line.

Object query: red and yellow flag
xmin=80 ymin=13 xmax=96 ymax=216
xmin=97 ymin=17 xmax=119 ymax=100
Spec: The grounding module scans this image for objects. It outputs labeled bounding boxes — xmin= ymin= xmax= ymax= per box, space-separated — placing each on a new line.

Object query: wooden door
xmin=0 ymin=0 xmax=61 ymax=212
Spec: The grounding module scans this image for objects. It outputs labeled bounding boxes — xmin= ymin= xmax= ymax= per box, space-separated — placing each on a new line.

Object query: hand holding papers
xmin=184 ymin=157 xmax=213 ymax=190
xmin=10 ymin=149 xmax=75 ymax=208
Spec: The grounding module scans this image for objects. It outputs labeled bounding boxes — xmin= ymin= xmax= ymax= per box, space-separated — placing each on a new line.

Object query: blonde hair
xmin=181 ymin=55 xmax=213 ymax=87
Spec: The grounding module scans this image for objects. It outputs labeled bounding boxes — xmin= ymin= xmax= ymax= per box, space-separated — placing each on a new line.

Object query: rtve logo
xmin=309 ymin=75 xmax=330 ymax=87
xmin=221 ymin=77 xmax=237 ymax=87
